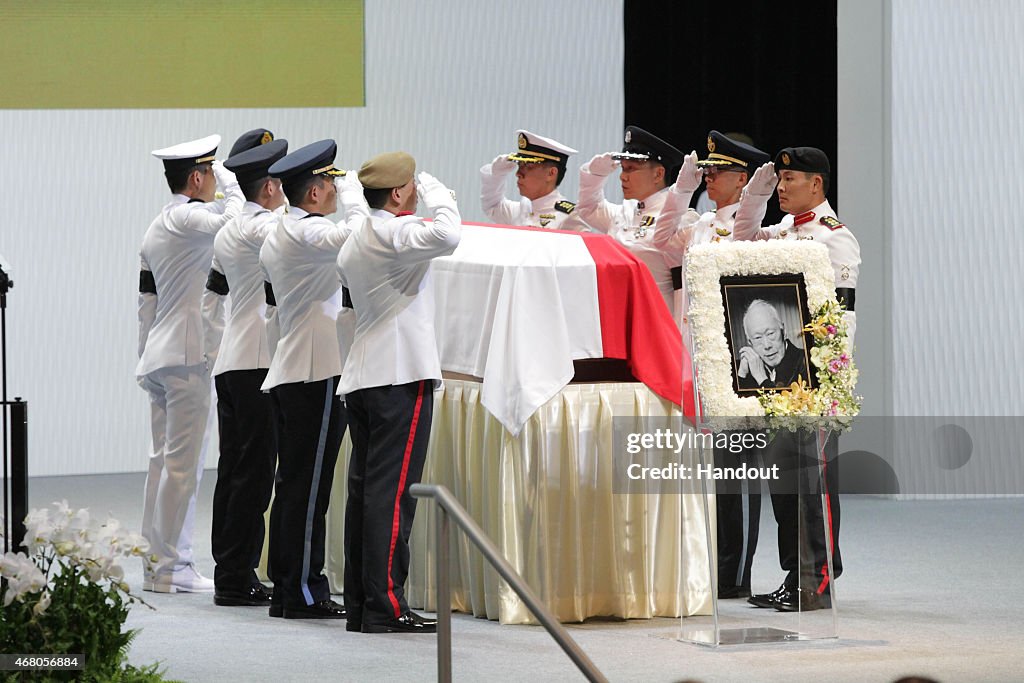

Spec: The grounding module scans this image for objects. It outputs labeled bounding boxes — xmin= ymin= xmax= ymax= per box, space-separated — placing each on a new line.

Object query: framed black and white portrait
xmin=720 ymin=274 xmax=817 ymax=395
xmin=684 ymin=240 xmax=841 ymax=419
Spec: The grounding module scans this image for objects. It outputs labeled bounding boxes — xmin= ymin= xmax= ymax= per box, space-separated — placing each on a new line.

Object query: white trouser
xmin=140 ymin=364 xmax=211 ymax=577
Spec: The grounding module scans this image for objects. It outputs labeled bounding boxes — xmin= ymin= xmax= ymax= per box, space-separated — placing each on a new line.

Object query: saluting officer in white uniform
xmin=138 ymin=134 xmax=242 ymax=592
xmin=260 ymin=140 xmax=352 ymax=619
xmin=655 ymin=131 xmax=771 ymax=333
xmin=480 ymin=130 xmax=587 ymax=230
xmin=576 ymin=125 xmax=685 ymax=313
xmin=202 ymin=132 xmax=288 ymax=607
xmin=733 ymin=149 xmax=860 ymax=338
xmin=734 ymin=147 xmax=860 ymax=612
xmin=337 ymin=153 xmax=461 ymax=634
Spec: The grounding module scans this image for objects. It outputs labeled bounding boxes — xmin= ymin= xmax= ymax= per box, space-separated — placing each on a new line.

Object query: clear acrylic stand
xmin=676 ymin=297 xmax=838 ymax=647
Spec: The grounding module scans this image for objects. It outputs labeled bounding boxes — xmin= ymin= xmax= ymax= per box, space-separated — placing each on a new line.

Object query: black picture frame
xmin=720 ymin=273 xmax=818 ymax=396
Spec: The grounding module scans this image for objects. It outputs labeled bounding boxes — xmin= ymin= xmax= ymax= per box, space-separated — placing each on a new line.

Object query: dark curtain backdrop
xmin=623 ymin=1 xmax=838 ymax=223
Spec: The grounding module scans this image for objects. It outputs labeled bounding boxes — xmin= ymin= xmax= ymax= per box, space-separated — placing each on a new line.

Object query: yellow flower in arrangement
xmin=804 ymin=320 xmax=830 ymax=341
xmin=785 ymin=378 xmax=816 ymax=411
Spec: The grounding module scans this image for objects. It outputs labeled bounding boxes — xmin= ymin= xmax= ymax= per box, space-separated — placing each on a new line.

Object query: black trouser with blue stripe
xmin=212 ymin=368 xmax=277 ymax=591
xmin=268 ymin=376 xmax=347 ymax=607
xmin=343 ymin=380 xmax=433 ymax=627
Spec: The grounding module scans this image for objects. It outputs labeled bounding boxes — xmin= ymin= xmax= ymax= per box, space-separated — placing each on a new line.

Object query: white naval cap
xmin=507 ymin=130 xmax=578 ymax=167
xmin=152 ymin=134 xmax=221 ymax=172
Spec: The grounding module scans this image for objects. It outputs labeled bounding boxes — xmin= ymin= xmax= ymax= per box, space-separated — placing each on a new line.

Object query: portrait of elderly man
xmin=735 ymin=299 xmax=809 ymax=391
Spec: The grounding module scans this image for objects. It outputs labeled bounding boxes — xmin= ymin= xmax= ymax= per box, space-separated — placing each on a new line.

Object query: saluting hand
xmin=745 ymin=162 xmax=778 ymax=197
xmin=586 ymin=152 xmax=620 ymax=177
xmin=417 ymin=172 xmax=458 ymax=214
xmin=490 ymin=155 xmax=517 ymax=176
xmin=674 ymin=151 xmax=702 ymax=194
xmin=211 ymin=160 xmax=238 ymax=189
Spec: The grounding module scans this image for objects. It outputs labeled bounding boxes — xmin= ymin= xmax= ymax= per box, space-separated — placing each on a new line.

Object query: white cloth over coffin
xmin=432 ymin=225 xmax=602 ymax=434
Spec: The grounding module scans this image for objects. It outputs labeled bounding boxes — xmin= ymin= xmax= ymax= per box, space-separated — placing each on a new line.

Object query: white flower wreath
xmin=684 ymin=240 xmax=860 ymax=428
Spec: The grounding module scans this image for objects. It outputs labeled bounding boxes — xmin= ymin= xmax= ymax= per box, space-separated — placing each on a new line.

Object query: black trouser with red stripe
xmin=212 ymin=368 xmax=277 ymax=591
xmin=343 ymin=381 xmax=433 ymax=627
xmin=764 ymin=429 xmax=842 ymax=593
xmin=267 ymin=376 xmax=346 ymax=608
xmin=715 ymin=440 xmax=763 ymax=595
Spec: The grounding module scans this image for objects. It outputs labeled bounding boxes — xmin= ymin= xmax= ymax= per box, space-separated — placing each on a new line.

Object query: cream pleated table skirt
xmin=262 ymin=379 xmax=714 ymax=624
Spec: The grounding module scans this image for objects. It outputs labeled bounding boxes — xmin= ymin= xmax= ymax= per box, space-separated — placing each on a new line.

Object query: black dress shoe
xmin=747 ymin=584 xmax=787 ymax=608
xmin=282 ymin=599 xmax=347 ymax=620
xmin=773 ymin=587 xmax=831 ymax=612
xmin=214 ymin=584 xmax=273 ymax=607
xmin=362 ymin=611 xmax=437 ymax=634
xmin=717 ymin=585 xmax=752 ymax=599
xmin=269 ymin=603 xmax=283 ymax=618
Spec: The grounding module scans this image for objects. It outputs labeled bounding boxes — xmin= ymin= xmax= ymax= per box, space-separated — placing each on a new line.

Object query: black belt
xmin=836 ymin=287 xmax=855 ymax=312
xmin=671 ymin=266 xmax=683 ymax=291
xmin=264 ymin=281 xmax=276 ymax=306
xmin=342 ymin=287 xmax=353 ymax=310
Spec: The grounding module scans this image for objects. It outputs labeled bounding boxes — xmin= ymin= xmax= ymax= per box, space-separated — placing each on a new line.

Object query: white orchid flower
xmin=33 ymin=590 xmax=52 ymax=615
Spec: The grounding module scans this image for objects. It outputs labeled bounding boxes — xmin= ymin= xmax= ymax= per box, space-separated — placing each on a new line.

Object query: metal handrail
xmin=410 ymin=483 xmax=608 ymax=683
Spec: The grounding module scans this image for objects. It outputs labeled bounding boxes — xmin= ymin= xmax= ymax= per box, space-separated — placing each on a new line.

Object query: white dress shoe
xmin=144 ymin=564 xmax=215 ymax=593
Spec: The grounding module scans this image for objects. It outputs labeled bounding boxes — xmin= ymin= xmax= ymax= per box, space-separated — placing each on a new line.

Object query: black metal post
xmin=9 ymin=400 xmax=27 ymax=552
xmin=1 ymin=266 xmax=10 ymax=554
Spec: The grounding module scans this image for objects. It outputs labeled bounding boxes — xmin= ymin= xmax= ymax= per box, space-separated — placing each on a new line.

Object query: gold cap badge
xmin=517 ymin=132 xmax=527 ymax=149
xmin=707 ymin=135 xmax=715 ymax=152
xmin=260 ymin=131 xmax=273 ymax=145
xmin=625 ymin=130 xmax=632 ymax=143
xmin=781 ymin=152 xmax=791 ymax=165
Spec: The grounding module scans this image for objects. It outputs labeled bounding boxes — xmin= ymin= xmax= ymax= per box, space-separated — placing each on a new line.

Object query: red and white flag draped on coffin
xmin=431 ymin=221 xmax=695 ymax=435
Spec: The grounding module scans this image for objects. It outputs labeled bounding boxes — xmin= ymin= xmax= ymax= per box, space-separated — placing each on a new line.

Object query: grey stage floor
xmin=17 ymin=473 xmax=1024 ymax=682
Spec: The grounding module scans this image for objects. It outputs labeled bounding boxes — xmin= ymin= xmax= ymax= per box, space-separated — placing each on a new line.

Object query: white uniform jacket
xmin=205 ymin=201 xmax=280 ymax=376
xmin=576 ymin=163 xmax=675 ymax=312
xmin=137 ymin=191 xmax=243 ymax=376
xmin=259 ymin=207 xmax=353 ymax=391
xmin=336 ymin=208 xmax=462 ymax=397
xmin=479 ymin=162 xmax=586 ymax=231
xmin=733 ymin=197 xmax=861 ymax=341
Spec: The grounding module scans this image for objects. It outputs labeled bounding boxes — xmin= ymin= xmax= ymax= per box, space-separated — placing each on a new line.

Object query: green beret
xmin=359 ymin=151 xmax=416 ymax=190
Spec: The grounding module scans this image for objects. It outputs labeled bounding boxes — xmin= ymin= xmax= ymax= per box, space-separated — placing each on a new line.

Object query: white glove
xmin=335 ymin=172 xmax=367 ymax=212
xmin=586 ymin=152 xmax=619 ymax=177
xmin=335 ymin=170 xmax=363 ymax=195
xmin=746 ymin=162 xmax=778 ymax=197
xmin=674 ymin=151 xmax=702 ymax=194
xmin=490 ymin=154 xmax=517 ymax=176
xmin=417 ymin=172 xmax=458 ymax=214
xmin=211 ymin=160 xmax=238 ymax=189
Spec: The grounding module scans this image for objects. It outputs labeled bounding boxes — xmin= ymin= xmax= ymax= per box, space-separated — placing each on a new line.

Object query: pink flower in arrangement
xmin=826 ymin=324 xmax=837 ymax=336
xmin=829 ymin=399 xmax=839 ymax=416
xmin=828 ymin=359 xmax=843 ymax=373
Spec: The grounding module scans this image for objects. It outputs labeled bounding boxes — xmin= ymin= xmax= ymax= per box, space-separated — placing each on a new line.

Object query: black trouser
xmin=344 ymin=381 xmax=433 ymax=627
xmin=714 ymin=439 xmax=763 ymax=594
xmin=211 ymin=369 xmax=277 ymax=591
xmin=764 ymin=429 xmax=842 ymax=593
xmin=268 ymin=376 xmax=347 ymax=608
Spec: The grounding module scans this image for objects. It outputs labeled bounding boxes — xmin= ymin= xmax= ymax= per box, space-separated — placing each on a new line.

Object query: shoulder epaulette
xmin=820 ymin=215 xmax=846 ymax=231
xmin=555 ymin=200 xmax=576 ymax=214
